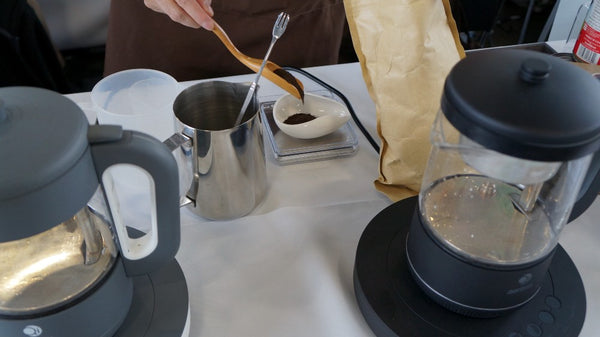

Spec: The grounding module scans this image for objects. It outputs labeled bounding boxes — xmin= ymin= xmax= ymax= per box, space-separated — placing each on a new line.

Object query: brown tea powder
xmin=284 ymin=113 xmax=316 ymax=125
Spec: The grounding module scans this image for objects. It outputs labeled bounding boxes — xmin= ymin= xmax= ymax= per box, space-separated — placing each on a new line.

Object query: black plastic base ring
xmin=354 ymin=196 xmax=586 ymax=337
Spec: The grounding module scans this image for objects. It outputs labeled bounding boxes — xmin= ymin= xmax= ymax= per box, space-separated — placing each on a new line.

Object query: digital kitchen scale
xmin=354 ymin=197 xmax=587 ymax=337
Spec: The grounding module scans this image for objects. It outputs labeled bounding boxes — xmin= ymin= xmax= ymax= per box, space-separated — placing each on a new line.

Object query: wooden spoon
xmin=212 ymin=22 xmax=304 ymax=101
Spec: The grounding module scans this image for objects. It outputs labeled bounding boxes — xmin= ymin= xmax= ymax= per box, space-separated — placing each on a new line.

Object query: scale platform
xmin=354 ymin=197 xmax=586 ymax=337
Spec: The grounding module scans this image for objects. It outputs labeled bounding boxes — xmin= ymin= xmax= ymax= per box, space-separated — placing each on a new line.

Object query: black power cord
xmin=282 ymin=66 xmax=380 ymax=154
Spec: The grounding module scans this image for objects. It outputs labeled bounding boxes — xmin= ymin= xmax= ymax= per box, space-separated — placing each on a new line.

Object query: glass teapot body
xmin=406 ymin=49 xmax=600 ymax=317
xmin=406 ymin=111 xmax=595 ymax=318
xmin=0 ymin=188 xmax=118 ymax=316
xmin=419 ymin=112 xmax=591 ymax=267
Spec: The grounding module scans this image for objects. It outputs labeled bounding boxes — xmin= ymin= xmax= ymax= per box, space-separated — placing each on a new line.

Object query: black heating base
xmin=114 ymin=258 xmax=189 ymax=337
xmin=354 ymin=196 xmax=586 ymax=337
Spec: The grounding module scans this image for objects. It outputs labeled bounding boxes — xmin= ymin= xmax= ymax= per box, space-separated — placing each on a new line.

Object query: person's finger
xmin=202 ymin=0 xmax=214 ymax=16
xmin=144 ymin=0 xmax=201 ymax=28
xmin=175 ymin=0 xmax=215 ymax=30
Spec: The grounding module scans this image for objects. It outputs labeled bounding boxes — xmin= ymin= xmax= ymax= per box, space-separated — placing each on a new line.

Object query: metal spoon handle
xmin=234 ymin=12 xmax=290 ymax=126
xmin=235 ymin=82 xmax=258 ymax=126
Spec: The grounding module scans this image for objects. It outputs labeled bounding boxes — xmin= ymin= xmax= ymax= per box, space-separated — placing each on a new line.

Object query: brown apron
xmin=104 ymin=0 xmax=346 ymax=81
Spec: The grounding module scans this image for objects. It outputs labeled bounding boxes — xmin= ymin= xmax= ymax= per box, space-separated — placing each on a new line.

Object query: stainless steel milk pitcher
xmin=165 ymin=81 xmax=267 ymax=220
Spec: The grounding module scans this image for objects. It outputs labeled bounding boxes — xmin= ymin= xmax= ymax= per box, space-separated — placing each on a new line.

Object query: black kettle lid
xmin=0 ymin=87 xmax=98 ymax=240
xmin=442 ymin=49 xmax=600 ymax=161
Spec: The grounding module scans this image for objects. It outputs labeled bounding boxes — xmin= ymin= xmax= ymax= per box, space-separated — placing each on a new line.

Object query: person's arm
xmin=144 ymin=0 xmax=215 ymax=29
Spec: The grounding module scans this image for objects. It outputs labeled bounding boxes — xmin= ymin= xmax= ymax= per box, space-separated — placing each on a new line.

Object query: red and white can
xmin=574 ymin=0 xmax=600 ymax=65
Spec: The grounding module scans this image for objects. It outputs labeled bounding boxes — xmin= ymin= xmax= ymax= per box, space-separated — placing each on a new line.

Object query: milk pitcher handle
xmin=88 ymin=125 xmax=181 ymax=276
xmin=164 ymin=133 xmax=194 ymax=208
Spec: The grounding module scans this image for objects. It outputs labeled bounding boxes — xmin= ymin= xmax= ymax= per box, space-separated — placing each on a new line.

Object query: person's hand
xmin=144 ymin=0 xmax=215 ymax=30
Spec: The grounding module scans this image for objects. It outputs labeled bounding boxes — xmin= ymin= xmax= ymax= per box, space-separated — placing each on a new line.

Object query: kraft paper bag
xmin=344 ymin=0 xmax=465 ymax=201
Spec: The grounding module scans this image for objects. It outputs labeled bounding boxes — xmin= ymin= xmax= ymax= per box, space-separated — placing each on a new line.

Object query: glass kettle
xmin=406 ymin=50 xmax=600 ymax=317
xmin=0 ymin=87 xmax=180 ymax=336
xmin=0 ymin=195 xmax=117 ymax=316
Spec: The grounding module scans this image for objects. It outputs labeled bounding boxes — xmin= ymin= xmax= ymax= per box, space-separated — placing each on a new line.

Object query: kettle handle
xmin=88 ymin=125 xmax=180 ymax=276
xmin=570 ymin=152 xmax=600 ymax=222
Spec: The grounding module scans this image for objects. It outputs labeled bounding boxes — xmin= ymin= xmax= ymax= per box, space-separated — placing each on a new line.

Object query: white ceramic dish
xmin=273 ymin=93 xmax=351 ymax=139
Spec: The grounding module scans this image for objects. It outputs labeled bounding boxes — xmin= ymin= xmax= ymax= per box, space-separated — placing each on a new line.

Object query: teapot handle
xmin=570 ymin=152 xmax=600 ymax=222
xmin=88 ymin=125 xmax=180 ymax=276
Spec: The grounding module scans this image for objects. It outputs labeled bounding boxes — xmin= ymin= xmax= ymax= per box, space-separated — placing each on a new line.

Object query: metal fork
xmin=235 ymin=12 xmax=290 ymax=126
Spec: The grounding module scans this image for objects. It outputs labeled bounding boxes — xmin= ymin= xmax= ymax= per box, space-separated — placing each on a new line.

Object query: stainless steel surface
xmin=164 ymin=133 xmax=192 ymax=152
xmin=164 ymin=133 xmax=196 ymax=207
xmin=236 ymin=12 xmax=290 ymax=126
xmin=0 ymin=199 xmax=117 ymax=316
xmin=173 ymin=81 xmax=267 ymax=220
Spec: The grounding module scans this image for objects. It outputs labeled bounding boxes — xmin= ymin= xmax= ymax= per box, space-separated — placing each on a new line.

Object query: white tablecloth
xmin=68 ymin=62 xmax=600 ymax=337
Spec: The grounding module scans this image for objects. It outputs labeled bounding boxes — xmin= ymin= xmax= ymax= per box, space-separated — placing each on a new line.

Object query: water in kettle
xmin=0 ymin=206 xmax=117 ymax=316
xmin=420 ymin=174 xmax=553 ymax=265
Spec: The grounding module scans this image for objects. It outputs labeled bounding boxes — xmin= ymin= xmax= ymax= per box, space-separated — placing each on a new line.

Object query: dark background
xmin=10 ymin=0 xmax=560 ymax=93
